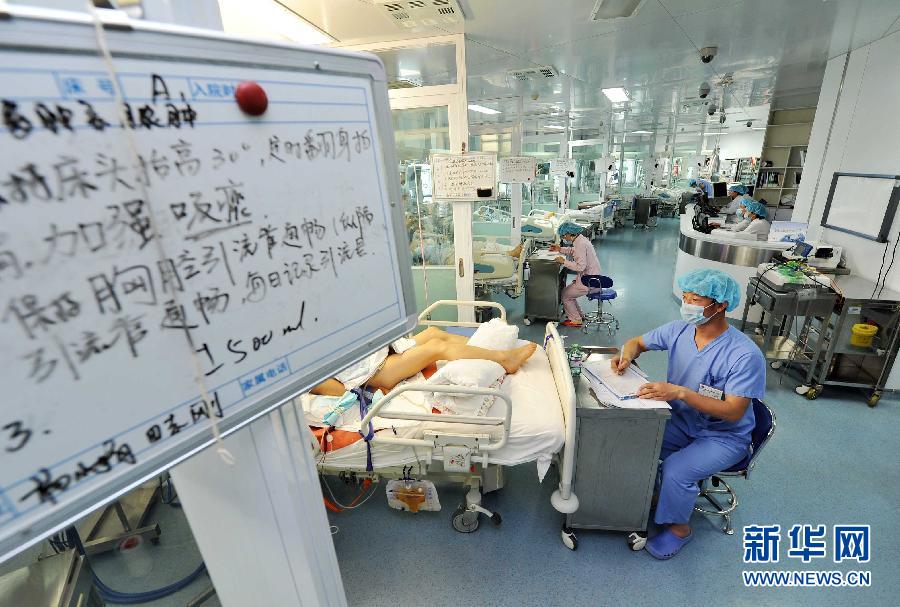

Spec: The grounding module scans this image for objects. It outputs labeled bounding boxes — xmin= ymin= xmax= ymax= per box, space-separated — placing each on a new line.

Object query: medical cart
xmin=562 ymin=350 xmax=669 ymax=550
xmin=523 ymin=251 xmax=565 ymax=325
xmin=632 ymin=196 xmax=659 ymax=229
xmin=739 ymin=272 xmax=837 ymax=385
xmin=803 ymin=276 xmax=900 ymax=406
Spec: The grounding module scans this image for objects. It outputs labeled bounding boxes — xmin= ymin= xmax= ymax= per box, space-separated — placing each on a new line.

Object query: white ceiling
xmin=282 ymin=0 xmax=900 ymax=138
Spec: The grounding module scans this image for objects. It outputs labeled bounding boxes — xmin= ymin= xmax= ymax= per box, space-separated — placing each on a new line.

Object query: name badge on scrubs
xmin=698 ymin=383 xmax=724 ymax=400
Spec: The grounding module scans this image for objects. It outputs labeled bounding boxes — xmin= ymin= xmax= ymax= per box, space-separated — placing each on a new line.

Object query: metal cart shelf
xmin=523 ymin=254 xmax=565 ymax=325
xmin=739 ymin=275 xmax=836 ymax=385
xmin=803 ymin=276 xmax=900 ymax=406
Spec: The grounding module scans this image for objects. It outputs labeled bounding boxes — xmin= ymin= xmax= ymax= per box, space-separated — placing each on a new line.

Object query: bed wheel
xmin=490 ymin=512 xmax=502 ymax=526
xmin=523 ymin=317 xmax=532 ymax=326
xmin=451 ymin=505 xmax=480 ymax=533
xmin=561 ymin=526 xmax=578 ymax=550
xmin=627 ymin=532 xmax=647 ymax=551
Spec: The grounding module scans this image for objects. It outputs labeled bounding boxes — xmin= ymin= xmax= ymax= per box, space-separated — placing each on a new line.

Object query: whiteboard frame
xmin=0 ymin=5 xmax=416 ymax=562
xmin=822 ymin=172 xmax=900 ymax=243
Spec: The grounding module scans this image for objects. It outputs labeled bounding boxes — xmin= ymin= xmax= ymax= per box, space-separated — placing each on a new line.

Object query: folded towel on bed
xmin=426 ymin=359 xmax=506 ymax=416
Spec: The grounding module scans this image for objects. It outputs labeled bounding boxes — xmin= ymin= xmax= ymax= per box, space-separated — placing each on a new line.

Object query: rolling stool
xmin=694 ymin=399 xmax=776 ymax=534
xmin=580 ymin=275 xmax=619 ymax=335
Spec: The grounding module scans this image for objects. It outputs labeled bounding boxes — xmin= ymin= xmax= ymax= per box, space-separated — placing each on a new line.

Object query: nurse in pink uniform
xmin=549 ymin=221 xmax=602 ymax=327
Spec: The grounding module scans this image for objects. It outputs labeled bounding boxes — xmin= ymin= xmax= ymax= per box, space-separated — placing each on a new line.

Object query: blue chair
xmin=694 ymin=399 xmax=776 ymax=534
xmin=580 ymin=275 xmax=619 ymax=335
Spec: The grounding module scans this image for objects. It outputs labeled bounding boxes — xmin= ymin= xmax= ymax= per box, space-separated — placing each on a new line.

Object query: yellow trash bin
xmin=850 ymin=323 xmax=878 ymax=348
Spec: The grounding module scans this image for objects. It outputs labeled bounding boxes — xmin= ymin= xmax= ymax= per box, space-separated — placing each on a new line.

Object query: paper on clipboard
xmin=580 ymin=354 xmax=669 ymax=409
xmin=586 ymin=379 xmax=671 ymax=410
xmin=582 ymin=359 xmax=648 ymax=400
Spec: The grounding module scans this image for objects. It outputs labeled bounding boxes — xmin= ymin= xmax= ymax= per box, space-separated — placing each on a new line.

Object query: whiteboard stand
xmin=430 ymin=153 xmax=498 ymax=323
xmin=453 ymin=203 xmax=476 ymax=323
xmin=171 ymin=407 xmax=345 ymax=607
xmin=499 ymin=155 xmax=533 ymax=243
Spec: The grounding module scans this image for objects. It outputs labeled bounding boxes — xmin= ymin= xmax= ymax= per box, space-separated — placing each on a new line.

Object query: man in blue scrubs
xmin=689 ymin=177 xmax=714 ymax=200
xmin=612 ymin=269 xmax=766 ymax=559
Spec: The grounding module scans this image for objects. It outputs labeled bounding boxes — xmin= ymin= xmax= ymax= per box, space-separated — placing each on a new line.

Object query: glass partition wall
xmin=338 ymin=35 xmax=471 ymax=322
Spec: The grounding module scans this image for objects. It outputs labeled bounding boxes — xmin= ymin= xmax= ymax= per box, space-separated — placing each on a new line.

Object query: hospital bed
xmin=299 ymin=301 xmax=579 ymax=534
xmin=521 ymin=209 xmax=560 ymax=241
xmin=474 ymin=239 xmax=531 ymax=298
xmin=650 ymin=186 xmax=686 ymax=217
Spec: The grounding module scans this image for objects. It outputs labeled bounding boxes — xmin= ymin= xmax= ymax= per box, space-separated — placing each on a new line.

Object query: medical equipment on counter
xmin=755 ymin=262 xmax=833 ymax=288
xmin=782 ymin=241 xmax=843 ymax=270
xmin=303 ymin=301 xmax=578 ymax=533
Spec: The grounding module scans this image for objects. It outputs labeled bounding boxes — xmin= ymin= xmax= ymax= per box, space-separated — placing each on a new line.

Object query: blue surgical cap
xmin=677 ymin=269 xmax=741 ymax=312
xmin=745 ymin=200 xmax=768 ymax=219
xmin=688 ymin=179 xmax=697 ymax=186
xmin=728 ymin=184 xmax=748 ymax=195
xmin=558 ymin=222 xmax=583 ymax=237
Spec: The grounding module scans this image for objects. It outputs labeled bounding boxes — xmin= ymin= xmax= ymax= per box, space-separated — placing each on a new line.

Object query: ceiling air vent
xmin=371 ymin=0 xmax=463 ymax=29
xmin=507 ymin=66 xmax=559 ymax=81
xmin=590 ymin=0 xmax=648 ymax=21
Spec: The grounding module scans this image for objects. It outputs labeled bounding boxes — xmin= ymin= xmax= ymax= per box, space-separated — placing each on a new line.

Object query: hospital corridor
xmin=1 ymin=1 xmax=899 ymax=606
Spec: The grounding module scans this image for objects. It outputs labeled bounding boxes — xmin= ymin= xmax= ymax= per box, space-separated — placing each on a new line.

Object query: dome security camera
xmin=699 ymin=82 xmax=711 ymax=99
xmin=746 ymin=120 xmax=753 ymax=127
xmin=700 ymin=46 xmax=718 ymax=63
xmin=707 ymin=103 xmax=717 ymax=116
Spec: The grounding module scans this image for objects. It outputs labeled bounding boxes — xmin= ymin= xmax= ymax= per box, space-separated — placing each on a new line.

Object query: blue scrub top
xmin=642 ymin=320 xmax=765 ymax=440
xmin=696 ymin=179 xmax=714 ymax=198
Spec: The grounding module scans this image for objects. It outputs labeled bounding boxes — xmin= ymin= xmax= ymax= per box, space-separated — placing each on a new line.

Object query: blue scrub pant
xmin=654 ymin=414 xmax=750 ymax=526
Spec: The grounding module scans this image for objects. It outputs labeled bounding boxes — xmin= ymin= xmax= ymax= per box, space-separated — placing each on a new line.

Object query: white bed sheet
xmin=300 ymin=342 xmax=565 ymax=472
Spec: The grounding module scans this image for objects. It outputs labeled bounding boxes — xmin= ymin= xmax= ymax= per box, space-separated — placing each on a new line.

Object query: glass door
xmin=391 ymin=104 xmax=458 ymax=320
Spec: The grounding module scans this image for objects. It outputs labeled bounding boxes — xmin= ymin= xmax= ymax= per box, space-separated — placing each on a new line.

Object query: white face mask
xmin=681 ymin=301 xmax=718 ymax=325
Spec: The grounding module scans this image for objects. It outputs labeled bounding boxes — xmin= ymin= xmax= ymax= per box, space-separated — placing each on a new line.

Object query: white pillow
xmin=467 ymin=318 xmax=519 ymax=351
xmin=426 ymin=359 xmax=506 ymax=416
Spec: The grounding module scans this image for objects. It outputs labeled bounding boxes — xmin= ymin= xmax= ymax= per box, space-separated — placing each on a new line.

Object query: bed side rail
xmin=417 ymin=300 xmax=507 ymax=328
xmin=359 ymin=383 xmax=512 ymax=453
xmin=543 ymin=322 xmax=580 ymax=514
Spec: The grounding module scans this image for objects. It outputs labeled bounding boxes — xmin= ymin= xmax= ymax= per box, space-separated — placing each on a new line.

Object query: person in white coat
xmin=721 ymin=184 xmax=750 ymax=217
xmin=733 ymin=200 xmax=771 ymax=240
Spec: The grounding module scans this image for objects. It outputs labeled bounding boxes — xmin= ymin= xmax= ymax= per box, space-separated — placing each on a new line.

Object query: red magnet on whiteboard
xmin=235 ymin=81 xmax=268 ymax=116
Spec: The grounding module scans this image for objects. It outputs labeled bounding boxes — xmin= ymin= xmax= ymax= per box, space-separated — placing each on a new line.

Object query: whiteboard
xmin=499 ymin=156 xmax=535 ymax=183
xmin=0 ymin=9 xmax=414 ymax=560
xmin=431 ymin=153 xmax=497 ymax=200
xmin=822 ymin=173 xmax=900 ymax=243
xmin=550 ymin=158 xmax=577 ymax=175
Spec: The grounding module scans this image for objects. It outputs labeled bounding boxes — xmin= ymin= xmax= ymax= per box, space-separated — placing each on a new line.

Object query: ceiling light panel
xmin=468 ymin=104 xmax=500 ymax=115
xmin=602 ymin=88 xmax=629 ymax=103
xmin=590 ymin=0 xmax=647 ymax=21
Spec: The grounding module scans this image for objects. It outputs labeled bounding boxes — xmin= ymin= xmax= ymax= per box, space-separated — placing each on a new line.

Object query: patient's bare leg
xmin=412 ymin=325 xmax=469 ymax=346
xmin=311 ymin=378 xmax=347 ymax=397
xmin=367 ymin=340 xmax=537 ymax=391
